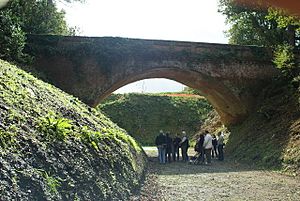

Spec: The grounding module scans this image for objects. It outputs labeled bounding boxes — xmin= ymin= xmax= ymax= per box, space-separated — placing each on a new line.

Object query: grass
xmin=98 ymin=93 xmax=213 ymax=145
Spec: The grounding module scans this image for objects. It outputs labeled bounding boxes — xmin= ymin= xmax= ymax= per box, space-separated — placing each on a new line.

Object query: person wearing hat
xmin=179 ymin=130 xmax=189 ymax=162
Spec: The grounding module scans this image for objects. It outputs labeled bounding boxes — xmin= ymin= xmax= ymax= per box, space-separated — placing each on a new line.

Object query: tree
xmin=0 ymin=9 xmax=25 ymax=61
xmin=218 ymin=0 xmax=300 ymax=80
xmin=7 ymin=0 xmax=71 ymax=35
xmin=218 ymin=0 xmax=300 ymax=48
xmin=266 ymin=8 xmax=300 ymax=46
xmin=0 ymin=0 xmax=83 ymax=61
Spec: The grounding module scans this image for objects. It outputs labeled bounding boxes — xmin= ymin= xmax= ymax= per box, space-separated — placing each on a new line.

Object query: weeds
xmin=38 ymin=112 xmax=73 ymax=141
xmin=35 ymin=169 xmax=62 ymax=195
xmin=0 ymin=130 xmax=16 ymax=148
xmin=78 ymin=126 xmax=101 ymax=151
xmin=44 ymin=172 xmax=61 ymax=195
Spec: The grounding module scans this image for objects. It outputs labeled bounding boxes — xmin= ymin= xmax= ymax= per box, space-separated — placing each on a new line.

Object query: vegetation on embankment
xmin=196 ymin=82 xmax=300 ymax=175
xmin=98 ymin=93 xmax=213 ymax=145
xmin=190 ymin=83 xmax=300 ymax=174
xmin=226 ymin=82 xmax=300 ymax=175
xmin=0 ymin=59 xmax=147 ymax=201
xmin=216 ymin=0 xmax=300 ymax=175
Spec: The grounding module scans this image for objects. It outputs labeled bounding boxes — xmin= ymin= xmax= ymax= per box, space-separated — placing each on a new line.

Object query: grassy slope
xmin=226 ymin=83 xmax=300 ymax=175
xmin=0 ymin=60 xmax=147 ymax=200
xmin=98 ymin=93 xmax=212 ymax=145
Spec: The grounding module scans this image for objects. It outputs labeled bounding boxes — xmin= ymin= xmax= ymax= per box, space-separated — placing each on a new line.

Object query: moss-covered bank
xmin=0 ymin=60 xmax=147 ymax=200
xmin=98 ymin=93 xmax=212 ymax=145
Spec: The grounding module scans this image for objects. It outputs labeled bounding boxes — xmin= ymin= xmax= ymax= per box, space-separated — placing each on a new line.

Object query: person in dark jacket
xmin=173 ymin=134 xmax=181 ymax=161
xmin=155 ymin=130 xmax=167 ymax=164
xmin=179 ymin=131 xmax=189 ymax=162
xmin=165 ymin=132 xmax=173 ymax=163
xmin=196 ymin=134 xmax=205 ymax=163
xmin=217 ymin=132 xmax=224 ymax=161
xmin=212 ymin=134 xmax=218 ymax=158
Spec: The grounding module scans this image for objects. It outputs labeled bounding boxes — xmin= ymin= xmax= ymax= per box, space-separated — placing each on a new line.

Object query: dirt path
xmin=131 ymin=147 xmax=300 ymax=201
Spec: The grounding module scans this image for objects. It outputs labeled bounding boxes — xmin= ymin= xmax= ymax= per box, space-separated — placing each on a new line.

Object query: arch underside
xmin=95 ymin=68 xmax=255 ymax=125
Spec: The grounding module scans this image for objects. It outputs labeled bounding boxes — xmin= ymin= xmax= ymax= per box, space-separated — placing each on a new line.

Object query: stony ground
xmin=130 ymin=147 xmax=300 ymax=201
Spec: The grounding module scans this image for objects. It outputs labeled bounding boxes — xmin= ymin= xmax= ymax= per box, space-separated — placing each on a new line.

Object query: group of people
xmin=194 ymin=130 xmax=224 ymax=165
xmin=155 ymin=130 xmax=190 ymax=164
xmin=155 ymin=130 xmax=224 ymax=165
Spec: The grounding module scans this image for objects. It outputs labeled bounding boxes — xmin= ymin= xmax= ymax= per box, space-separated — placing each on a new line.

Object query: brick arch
xmin=26 ymin=35 xmax=279 ymax=125
xmin=95 ymin=67 xmax=249 ymax=125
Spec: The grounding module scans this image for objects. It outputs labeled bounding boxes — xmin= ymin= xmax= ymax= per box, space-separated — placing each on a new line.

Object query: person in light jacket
xmin=203 ymin=130 xmax=213 ymax=164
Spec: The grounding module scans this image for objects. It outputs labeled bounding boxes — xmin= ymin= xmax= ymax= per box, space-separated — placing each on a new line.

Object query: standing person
xmin=196 ymin=133 xmax=205 ymax=163
xmin=173 ymin=134 xmax=181 ymax=161
xmin=179 ymin=131 xmax=189 ymax=162
xmin=170 ymin=133 xmax=175 ymax=162
xmin=217 ymin=132 xmax=224 ymax=161
xmin=165 ymin=132 xmax=172 ymax=163
xmin=203 ymin=130 xmax=213 ymax=164
xmin=212 ymin=134 xmax=218 ymax=158
xmin=155 ymin=130 xmax=167 ymax=164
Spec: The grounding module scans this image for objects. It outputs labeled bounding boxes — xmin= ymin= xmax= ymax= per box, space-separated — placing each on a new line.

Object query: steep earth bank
xmin=196 ymin=82 xmax=300 ymax=175
xmin=98 ymin=93 xmax=212 ymax=145
xmin=0 ymin=60 xmax=147 ymax=200
xmin=227 ymin=82 xmax=300 ymax=175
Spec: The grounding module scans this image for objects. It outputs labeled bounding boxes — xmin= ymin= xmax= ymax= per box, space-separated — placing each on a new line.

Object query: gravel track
xmin=131 ymin=147 xmax=300 ymax=201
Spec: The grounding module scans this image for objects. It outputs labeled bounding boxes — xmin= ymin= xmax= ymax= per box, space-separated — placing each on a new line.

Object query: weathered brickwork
xmin=26 ymin=35 xmax=279 ymax=125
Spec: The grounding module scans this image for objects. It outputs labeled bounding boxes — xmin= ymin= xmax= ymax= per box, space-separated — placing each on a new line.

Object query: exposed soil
xmin=131 ymin=147 xmax=300 ymax=201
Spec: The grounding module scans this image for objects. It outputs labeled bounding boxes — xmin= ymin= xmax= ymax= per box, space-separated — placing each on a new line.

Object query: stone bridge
xmin=26 ymin=35 xmax=279 ymax=125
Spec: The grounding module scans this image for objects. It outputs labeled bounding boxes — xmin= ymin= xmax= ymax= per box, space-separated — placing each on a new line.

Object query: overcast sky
xmin=58 ymin=0 xmax=228 ymax=93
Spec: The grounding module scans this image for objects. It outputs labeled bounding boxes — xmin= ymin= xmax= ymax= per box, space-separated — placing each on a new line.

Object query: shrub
xmin=273 ymin=43 xmax=295 ymax=77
